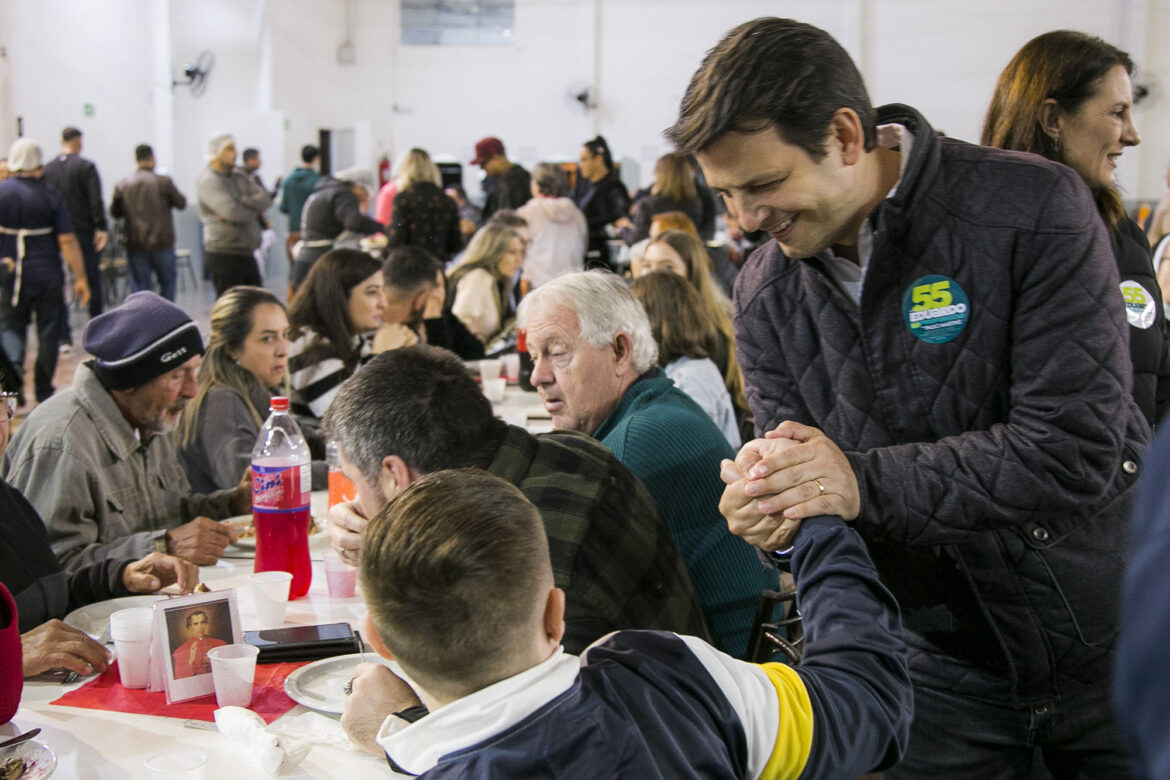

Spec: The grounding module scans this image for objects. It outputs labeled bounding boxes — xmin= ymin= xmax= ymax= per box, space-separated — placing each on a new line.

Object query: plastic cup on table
xmin=483 ymin=377 xmax=507 ymax=403
xmin=145 ymin=748 xmax=207 ymax=780
xmin=250 ymin=570 xmax=293 ymax=629
xmin=478 ymin=359 xmax=502 ymax=384
xmin=324 ymin=550 xmax=358 ymax=598
xmin=500 ymin=353 xmax=520 ymax=383
xmin=207 ymin=643 xmax=259 ymax=708
xmin=109 ymin=607 xmax=154 ymax=689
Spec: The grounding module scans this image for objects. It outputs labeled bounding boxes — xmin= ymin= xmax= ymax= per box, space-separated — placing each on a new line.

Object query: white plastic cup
xmin=478 ymin=359 xmax=502 ymax=384
xmin=500 ymin=353 xmax=520 ymax=383
xmin=145 ymin=748 xmax=207 ymax=780
xmin=207 ymin=644 xmax=259 ymax=708
xmin=483 ymin=377 xmax=507 ymax=403
xmin=250 ymin=571 xmax=293 ymax=629
xmin=324 ymin=550 xmax=358 ymax=599
xmin=109 ymin=607 xmax=154 ymax=689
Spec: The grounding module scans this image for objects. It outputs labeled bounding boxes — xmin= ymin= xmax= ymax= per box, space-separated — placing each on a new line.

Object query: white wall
xmin=3 ymin=0 xmax=1169 ymax=209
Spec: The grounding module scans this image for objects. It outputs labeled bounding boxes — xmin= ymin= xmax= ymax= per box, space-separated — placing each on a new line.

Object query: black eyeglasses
xmin=0 ymin=393 xmax=17 ymax=421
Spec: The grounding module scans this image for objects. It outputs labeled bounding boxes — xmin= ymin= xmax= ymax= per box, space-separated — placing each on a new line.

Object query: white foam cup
xmin=207 ymin=643 xmax=259 ymax=708
xmin=483 ymin=377 xmax=507 ymax=403
xmin=478 ymin=359 xmax=502 ymax=384
xmin=109 ymin=607 xmax=154 ymax=689
xmin=500 ymin=353 xmax=520 ymax=382
xmin=324 ymin=550 xmax=358 ymax=599
xmin=250 ymin=570 xmax=293 ymax=629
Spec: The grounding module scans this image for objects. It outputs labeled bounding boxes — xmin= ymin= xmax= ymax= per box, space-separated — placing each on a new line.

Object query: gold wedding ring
xmin=812 ymin=478 xmax=826 ymax=495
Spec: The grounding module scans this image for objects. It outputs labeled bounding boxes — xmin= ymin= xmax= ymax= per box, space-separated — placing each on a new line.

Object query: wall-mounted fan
xmin=173 ymin=50 xmax=215 ymax=97
xmin=565 ymin=81 xmax=597 ymax=113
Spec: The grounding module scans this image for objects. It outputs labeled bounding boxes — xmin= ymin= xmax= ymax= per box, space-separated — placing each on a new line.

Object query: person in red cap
xmin=471 ymin=136 xmax=531 ymax=222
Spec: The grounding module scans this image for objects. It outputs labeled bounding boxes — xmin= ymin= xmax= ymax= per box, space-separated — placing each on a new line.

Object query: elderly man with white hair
xmin=516 ymin=270 xmax=776 ymax=657
xmin=0 ymin=138 xmax=90 ymax=403
xmin=195 ymin=132 xmax=272 ymax=296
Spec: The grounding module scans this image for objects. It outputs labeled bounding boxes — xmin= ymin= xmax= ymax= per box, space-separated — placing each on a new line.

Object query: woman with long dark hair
xmin=287 ymin=248 xmax=385 ymax=420
xmin=984 ymin=30 xmax=1170 ymax=425
xmin=570 ymin=136 xmax=631 ymax=268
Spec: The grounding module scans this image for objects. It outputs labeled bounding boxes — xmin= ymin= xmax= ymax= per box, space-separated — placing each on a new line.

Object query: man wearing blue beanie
xmin=2 ymin=292 xmax=250 ymax=570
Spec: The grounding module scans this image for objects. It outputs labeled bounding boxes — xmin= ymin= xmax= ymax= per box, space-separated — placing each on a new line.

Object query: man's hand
xmin=228 ymin=468 xmax=253 ymax=516
xmin=341 ymin=663 xmax=423 ymax=756
xmin=373 ymin=322 xmax=420 ymax=354
xmin=328 ymin=501 xmax=368 ymax=567
xmin=21 ymin=620 xmax=110 ymax=678
xmin=122 ymin=552 xmax=199 ymax=594
xmin=73 ymin=277 xmax=91 ymax=309
xmin=93 ymin=230 xmax=109 ymax=252
xmin=717 ymin=423 xmax=860 ymax=550
xmin=165 ymin=516 xmax=238 ymax=565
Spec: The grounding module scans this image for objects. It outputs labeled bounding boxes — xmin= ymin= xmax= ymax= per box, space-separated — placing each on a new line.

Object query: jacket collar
xmin=869 ymin=104 xmax=939 ymax=243
xmin=73 ymin=362 xmax=150 ymax=461
xmin=378 ymin=647 xmax=580 ymax=775
xmin=486 ymin=424 xmax=539 ymax=486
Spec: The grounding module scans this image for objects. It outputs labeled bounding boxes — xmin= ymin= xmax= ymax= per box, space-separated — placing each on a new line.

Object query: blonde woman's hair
xmin=176 ymin=286 xmax=289 ymax=448
xmin=652 ymin=154 xmax=698 ymax=203
xmin=395 ymin=148 xmax=442 ymax=191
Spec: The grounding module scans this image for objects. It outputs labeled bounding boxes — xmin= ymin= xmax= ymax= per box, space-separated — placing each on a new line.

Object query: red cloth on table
xmin=50 ymin=659 xmax=308 ymax=724
xmin=0 ymin=584 xmax=21 ymax=723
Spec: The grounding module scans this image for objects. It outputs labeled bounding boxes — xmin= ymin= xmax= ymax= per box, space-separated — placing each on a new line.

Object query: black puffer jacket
xmin=1112 ymin=218 xmax=1170 ymax=425
xmin=734 ymin=104 xmax=1150 ymax=701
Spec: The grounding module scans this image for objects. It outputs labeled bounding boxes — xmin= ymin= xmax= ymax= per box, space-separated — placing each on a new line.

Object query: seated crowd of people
xmin=4 ymin=14 xmax=1170 ymax=779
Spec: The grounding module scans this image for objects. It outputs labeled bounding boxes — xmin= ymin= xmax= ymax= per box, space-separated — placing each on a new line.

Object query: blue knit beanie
xmin=83 ymin=292 xmax=205 ymax=390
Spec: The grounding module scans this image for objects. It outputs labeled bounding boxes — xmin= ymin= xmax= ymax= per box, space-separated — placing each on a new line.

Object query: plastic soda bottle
xmin=516 ymin=328 xmax=535 ymax=392
xmin=326 ymin=440 xmax=356 ymax=508
xmin=251 ymin=397 xmax=312 ymax=598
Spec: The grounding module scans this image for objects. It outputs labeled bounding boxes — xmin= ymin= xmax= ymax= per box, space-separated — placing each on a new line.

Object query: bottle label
xmin=252 ymin=463 xmax=311 ymax=511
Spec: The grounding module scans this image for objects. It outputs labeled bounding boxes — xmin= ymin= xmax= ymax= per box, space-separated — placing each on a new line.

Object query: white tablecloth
xmin=7 ymin=509 xmax=394 ymax=778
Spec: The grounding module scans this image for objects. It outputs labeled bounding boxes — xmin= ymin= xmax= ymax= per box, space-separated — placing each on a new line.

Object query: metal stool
xmin=99 ymin=256 xmax=130 ymax=306
xmin=175 ymin=249 xmax=198 ymax=292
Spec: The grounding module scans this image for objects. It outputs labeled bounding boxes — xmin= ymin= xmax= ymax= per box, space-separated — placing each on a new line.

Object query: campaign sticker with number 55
xmin=1119 ymin=280 xmax=1157 ymax=330
xmin=902 ymin=275 xmax=970 ymax=344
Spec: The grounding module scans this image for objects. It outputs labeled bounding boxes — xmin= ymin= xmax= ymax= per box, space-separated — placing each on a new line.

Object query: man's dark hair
xmin=300 ymin=145 xmax=319 ymax=164
xmin=242 ymin=147 xmax=260 ymax=163
xmin=382 ymin=246 xmax=441 ymax=300
xmin=323 ymin=345 xmax=506 ymax=487
xmin=61 ymin=127 xmax=82 ymax=143
xmin=135 ymin=144 xmax=154 ymax=163
xmin=666 ymin=17 xmax=877 ymax=161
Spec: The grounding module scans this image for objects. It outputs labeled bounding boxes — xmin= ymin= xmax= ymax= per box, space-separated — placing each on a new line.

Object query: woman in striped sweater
xmin=287 ymin=248 xmax=385 ymax=424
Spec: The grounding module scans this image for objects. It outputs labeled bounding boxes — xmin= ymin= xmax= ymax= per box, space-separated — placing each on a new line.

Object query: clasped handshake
xmin=717 ymin=421 xmax=861 ymax=551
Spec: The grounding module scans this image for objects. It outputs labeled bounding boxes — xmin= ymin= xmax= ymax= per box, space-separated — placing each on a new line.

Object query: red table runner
xmin=50 ymin=660 xmax=309 ymax=724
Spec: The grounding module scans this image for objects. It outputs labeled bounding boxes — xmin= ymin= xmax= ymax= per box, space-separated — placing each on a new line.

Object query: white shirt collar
xmin=377 ymin=646 xmax=580 ymax=775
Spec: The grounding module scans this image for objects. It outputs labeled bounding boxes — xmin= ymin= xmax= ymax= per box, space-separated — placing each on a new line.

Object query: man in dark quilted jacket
xmin=668 ymin=16 xmax=1149 ymax=780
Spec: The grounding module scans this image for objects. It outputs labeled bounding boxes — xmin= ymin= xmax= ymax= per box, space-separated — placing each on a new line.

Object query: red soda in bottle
xmin=251 ymin=397 xmax=312 ymax=598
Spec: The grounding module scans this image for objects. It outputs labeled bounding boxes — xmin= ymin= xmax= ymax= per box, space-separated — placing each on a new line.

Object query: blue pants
xmin=76 ymin=232 xmax=103 ymax=317
xmin=0 ymin=277 xmax=67 ymax=402
xmin=887 ymin=673 xmax=1128 ymax=779
xmin=127 ymin=248 xmax=177 ymax=301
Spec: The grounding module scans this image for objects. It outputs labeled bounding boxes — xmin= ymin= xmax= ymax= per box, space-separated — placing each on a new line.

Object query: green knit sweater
xmin=594 ymin=368 xmax=777 ymax=657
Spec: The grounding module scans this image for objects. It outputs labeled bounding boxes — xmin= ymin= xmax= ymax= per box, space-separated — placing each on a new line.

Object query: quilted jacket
xmin=734 ymin=104 xmax=1151 ymax=701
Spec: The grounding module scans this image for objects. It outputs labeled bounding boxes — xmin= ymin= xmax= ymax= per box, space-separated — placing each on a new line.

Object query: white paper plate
xmin=0 ymin=738 xmax=57 ymax=779
xmin=284 ymin=653 xmax=399 ymax=715
xmin=63 ymin=595 xmax=165 ymax=642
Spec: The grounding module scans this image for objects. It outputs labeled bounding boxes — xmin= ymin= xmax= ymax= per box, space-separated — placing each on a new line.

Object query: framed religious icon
xmin=150 ymin=589 xmax=242 ymax=703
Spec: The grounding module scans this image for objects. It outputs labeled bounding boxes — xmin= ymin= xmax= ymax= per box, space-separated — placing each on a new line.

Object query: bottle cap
xmin=270 ymin=396 xmax=289 ymax=412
